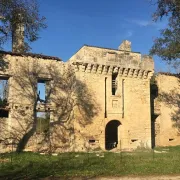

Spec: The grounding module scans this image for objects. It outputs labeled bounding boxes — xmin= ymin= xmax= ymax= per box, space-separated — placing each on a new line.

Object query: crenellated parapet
xmin=72 ymin=62 xmax=154 ymax=79
xmin=69 ymin=41 xmax=154 ymax=80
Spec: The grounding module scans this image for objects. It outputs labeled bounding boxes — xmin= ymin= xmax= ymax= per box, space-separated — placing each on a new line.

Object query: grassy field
xmin=1 ymin=146 xmax=180 ymax=179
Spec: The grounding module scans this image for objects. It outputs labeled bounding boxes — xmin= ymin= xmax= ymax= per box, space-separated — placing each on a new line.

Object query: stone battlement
xmin=73 ymin=62 xmax=153 ymax=79
xmin=69 ymin=41 xmax=154 ymax=73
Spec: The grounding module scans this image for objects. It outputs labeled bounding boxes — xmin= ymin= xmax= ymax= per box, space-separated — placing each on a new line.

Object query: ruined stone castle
xmin=0 ymin=40 xmax=179 ymax=152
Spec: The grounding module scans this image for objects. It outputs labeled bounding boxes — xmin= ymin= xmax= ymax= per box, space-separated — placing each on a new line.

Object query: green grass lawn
xmin=1 ymin=146 xmax=180 ymax=179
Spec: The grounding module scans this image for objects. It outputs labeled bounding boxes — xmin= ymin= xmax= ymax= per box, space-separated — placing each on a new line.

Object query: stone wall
xmin=153 ymin=73 xmax=180 ymax=147
xmin=70 ymin=45 xmax=154 ymax=71
xmin=0 ymin=41 xmax=155 ymax=152
xmin=69 ymin=42 xmax=154 ymax=151
xmin=0 ymin=53 xmax=68 ymax=152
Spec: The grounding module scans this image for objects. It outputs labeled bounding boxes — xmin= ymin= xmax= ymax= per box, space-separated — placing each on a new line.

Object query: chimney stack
xmin=118 ymin=40 xmax=131 ymax=52
xmin=12 ymin=13 xmax=25 ymax=53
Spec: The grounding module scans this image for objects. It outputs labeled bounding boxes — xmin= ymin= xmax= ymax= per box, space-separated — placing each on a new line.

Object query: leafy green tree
xmin=150 ymin=0 xmax=180 ymax=73
xmin=0 ymin=0 xmax=47 ymax=52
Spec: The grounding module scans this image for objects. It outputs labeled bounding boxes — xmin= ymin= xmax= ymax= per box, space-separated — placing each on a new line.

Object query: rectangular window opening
xmin=37 ymin=79 xmax=50 ymax=103
xmin=112 ymin=73 xmax=118 ymax=95
xmin=0 ymin=109 xmax=9 ymax=118
xmin=89 ymin=140 xmax=96 ymax=143
xmin=0 ymin=78 xmax=9 ymax=108
xmin=36 ymin=111 xmax=50 ymax=134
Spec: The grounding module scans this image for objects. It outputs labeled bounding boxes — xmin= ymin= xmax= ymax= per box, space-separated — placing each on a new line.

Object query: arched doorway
xmin=105 ymin=120 xmax=121 ymax=150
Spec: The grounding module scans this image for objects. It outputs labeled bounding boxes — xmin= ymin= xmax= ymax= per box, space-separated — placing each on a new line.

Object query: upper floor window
xmin=0 ymin=77 xmax=9 ymax=118
xmin=112 ymin=73 xmax=118 ymax=95
xmin=37 ymin=79 xmax=51 ymax=103
xmin=0 ymin=77 xmax=9 ymax=105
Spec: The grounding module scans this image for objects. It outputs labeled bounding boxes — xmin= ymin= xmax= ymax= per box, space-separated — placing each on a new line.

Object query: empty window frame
xmin=0 ymin=77 xmax=9 ymax=107
xmin=0 ymin=77 xmax=9 ymax=117
xmin=37 ymin=79 xmax=50 ymax=103
xmin=0 ymin=109 xmax=9 ymax=118
xmin=36 ymin=111 xmax=50 ymax=134
xmin=112 ymin=73 xmax=118 ymax=95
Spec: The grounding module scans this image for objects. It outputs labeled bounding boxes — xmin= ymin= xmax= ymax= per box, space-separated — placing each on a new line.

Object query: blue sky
xmin=4 ymin=0 xmax=169 ymax=72
xmin=1 ymin=0 xmax=172 ymax=101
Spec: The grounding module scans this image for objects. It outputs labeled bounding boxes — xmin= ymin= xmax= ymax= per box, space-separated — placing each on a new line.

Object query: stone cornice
xmin=72 ymin=62 xmax=154 ymax=79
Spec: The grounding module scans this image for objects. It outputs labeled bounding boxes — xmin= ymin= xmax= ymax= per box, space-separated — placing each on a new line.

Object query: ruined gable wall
xmin=155 ymin=74 xmax=180 ymax=146
xmin=0 ymin=54 xmax=68 ymax=152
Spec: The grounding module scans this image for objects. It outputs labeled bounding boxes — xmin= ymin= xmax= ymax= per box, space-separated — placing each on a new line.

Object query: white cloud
xmin=125 ymin=18 xmax=168 ymax=30
xmin=131 ymin=19 xmax=150 ymax=26
xmin=125 ymin=18 xmax=150 ymax=27
xmin=126 ymin=30 xmax=133 ymax=37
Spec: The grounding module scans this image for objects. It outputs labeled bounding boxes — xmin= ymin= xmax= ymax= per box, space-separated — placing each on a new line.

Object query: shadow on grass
xmin=0 ymin=152 xmax=102 ymax=180
xmin=1 ymin=150 xmax=180 ymax=179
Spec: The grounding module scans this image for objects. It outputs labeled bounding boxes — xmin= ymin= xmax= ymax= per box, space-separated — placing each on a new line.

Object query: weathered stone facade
xmin=69 ymin=42 xmax=154 ymax=151
xmin=0 ymin=41 xmax=179 ymax=152
xmin=152 ymin=73 xmax=180 ymax=147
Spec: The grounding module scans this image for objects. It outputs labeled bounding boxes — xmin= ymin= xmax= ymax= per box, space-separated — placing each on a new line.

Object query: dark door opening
xmin=105 ymin=120 xmax=121 ymax=150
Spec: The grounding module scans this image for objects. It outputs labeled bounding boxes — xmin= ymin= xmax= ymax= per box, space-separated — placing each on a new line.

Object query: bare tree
xmin=0 ymin=0 xmax=47 ymax=52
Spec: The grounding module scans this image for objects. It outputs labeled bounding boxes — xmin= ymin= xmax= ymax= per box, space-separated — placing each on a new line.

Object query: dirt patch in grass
xmin=0 ymin=158 xmax=9 ymax=163
xmin=41 ymin=175 xmax=180 ymax=180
